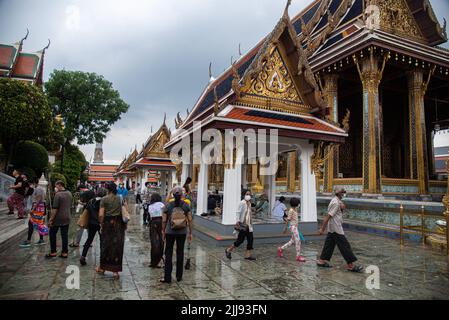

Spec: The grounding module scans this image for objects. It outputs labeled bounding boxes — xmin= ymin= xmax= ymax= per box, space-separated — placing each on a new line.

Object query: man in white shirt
xmin=317 ymin=187 xmax=363 ymax=273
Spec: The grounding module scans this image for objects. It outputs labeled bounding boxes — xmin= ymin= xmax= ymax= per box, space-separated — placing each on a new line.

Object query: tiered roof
xmin=0 ymin=30 xmax=50 ymax=85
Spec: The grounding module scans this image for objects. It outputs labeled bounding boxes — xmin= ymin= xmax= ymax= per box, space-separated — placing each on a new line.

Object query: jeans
xmin=164 ymin=233 xmax=186 ymax=282
xmin=82 ymin=224 xmax=101 ymax=257
xmin=319 ymin=232 xmax=357 ymax=264
xmin=49 ymin=225 xmax=69 ymax=254
xmin=136 ymin=194 xmax=142 ymax=204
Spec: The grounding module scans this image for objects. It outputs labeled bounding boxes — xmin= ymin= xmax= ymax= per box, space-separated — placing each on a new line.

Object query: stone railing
xmin=0 ymin=172 xmax=14 ymax=202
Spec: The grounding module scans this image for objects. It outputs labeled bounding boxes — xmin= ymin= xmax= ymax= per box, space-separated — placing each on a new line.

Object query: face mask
xmin=244 ymin=195 xmax=251 ymax=201
xmin=54 ymin=187 xmax=58 ymax=193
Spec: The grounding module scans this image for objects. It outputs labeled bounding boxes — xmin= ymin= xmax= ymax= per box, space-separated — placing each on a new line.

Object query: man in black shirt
xmin=7 ymin=169 xmax=28 ymax=219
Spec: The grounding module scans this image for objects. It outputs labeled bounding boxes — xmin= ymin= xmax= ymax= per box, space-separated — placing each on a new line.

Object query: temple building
xmin=115 ymin=119 xmax=176 ymax=192
xmin=164 ymin=0 xmax=449 ymax=244
xmin=0 ymin=30 xmax=50 ymax=85
xmin=87 ymin=143 xmax=119 ymax=183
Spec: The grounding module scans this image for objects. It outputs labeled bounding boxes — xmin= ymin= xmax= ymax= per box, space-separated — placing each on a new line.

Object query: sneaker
xmin=296 ymin=256 xmax=306 ymax=262
xmin=17 ymin=216 xmax=24 ymax=220
xmin=19 ymin=240 xmax=31 ymax=248
xmin=225 ymin=249 xmax=232 ymax=260
xmin=35 ymin=239 xmax=46 ymax=246
xmin=277 ymin=247 xmax=283 ymax=258
xmin=7 ymin=212 xmax=14 ymax=215
xmin=79 ymin=256 xmax=87 ymax=266
xmin=245 ymin=256 xmax=257 ymax=261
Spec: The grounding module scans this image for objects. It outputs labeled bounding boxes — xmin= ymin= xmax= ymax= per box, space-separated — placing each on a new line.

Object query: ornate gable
xmin=143 ymin=123 xmax=171 ymax=159
xmin=232 ymin=1 xmax=325 ymax=115
xmin=377 ymin=0 xmax=425 ymax=43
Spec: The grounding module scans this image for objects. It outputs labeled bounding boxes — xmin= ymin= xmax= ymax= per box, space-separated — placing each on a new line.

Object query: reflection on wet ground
xmin=0 ymin=207 xmax=448 ymax=300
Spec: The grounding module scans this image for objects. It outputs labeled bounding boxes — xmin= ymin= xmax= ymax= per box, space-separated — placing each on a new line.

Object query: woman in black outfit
xmin=79 ymin=188 xmax=107 ymax=266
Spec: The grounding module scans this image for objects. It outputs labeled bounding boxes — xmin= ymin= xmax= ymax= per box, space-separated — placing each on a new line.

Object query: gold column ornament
xmin=407 ymin=67 xmax=434 ymax=195
xmin=354 ymin=48 xmax=389 ymax=194
xmin=323 ymin=74 xmax=339 ymax=193
xmin=287 ymin=151 xmax=297 ymax=192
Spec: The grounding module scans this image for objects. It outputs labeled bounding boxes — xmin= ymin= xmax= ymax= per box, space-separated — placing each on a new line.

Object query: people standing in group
xmin=45 ymin=180 xmax=73 ymax=259
xmin=19 ymin=177 xmax=47 ymax=248
xmin=225 ymin=189 xmax=256 ymax=261
xmin=96 ymin=182 xmax=127 ymax=280
xmin=317 ymin=187 xmax=363 ymax=272
xmin=272 ymin=196 xmax=287 ymax=221
xmin=161 ymin=187 xmax=193 ymax=283
xmin=80 ymin=188 xmax=107 ymax=266
xmin=7 ymin=169 xmax=28 ymax=219
xmin=148 ymin=193 xmax=165 ymax=268
xmin=278 ymin=197 xmax=305 ymax=262
xmin=70 ymin=190 xmax=95 ymax=248
xmin=117 ymin=182 xmax=128 ymax=203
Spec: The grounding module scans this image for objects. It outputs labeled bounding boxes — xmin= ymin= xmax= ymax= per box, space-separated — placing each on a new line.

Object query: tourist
xmin=182 ymin=177 xmax=192 ymax=202
xmin=277 ymin=197 xmax=305 ymax=262
xmin=225 ymin=189 xmax=256 ymax=261
xmin=317 ymin=187 xmax=363 ymax=272
xmin=161 ymin=187 xmax=193 ymax=283
xmin=19 ymin=177 xmax=47 ymax=248
xmin=148 ymin=193 xmax=165 ymax=268
xmin=7 ymin=169 xmax=28 ymax=219
xmin=80 ymin=188 xmax=107 ymax=266
xmin=255 ymin=193 xmax=270 ymax=219
xmin=272 ymin=196 xmax=287 ymax=221
xmin=135 ymin=183 xmax=143 ymax=205
xmin=45 ymin=180 xmax=73 ymax=259
xmin=70 ymin=190 xmax=95 ymax=248
xmin=142 ymin=182 xmax=152 ymax=225
xmin=96 ymin=182 xmax=126 ymax=280
xmin=117 ymin=182 xmax=128 ymax=203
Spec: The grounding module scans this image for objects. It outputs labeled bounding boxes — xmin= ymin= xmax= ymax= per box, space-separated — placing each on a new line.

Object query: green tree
xmin=45 ymin=70 xmax=129 ymax=144
xmin=11 ymin=140 xmax=49 ymax=178
xmin=0 ymin=78 xmax=53 ymax=170
xmin=52 ymin=144 xmax=87 ymax=191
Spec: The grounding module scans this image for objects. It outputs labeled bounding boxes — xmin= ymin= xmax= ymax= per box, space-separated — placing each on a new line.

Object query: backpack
xmin=26 ymin=186 xmax=34 ymax=197
xmin=170 ymin=201 xmax=188 ymax=230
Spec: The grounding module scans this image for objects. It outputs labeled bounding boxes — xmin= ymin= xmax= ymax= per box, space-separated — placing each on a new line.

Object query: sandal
xmin=317 ymin=262 xmax=332 ymax=268
xmin=59 ymin=253 xmax=68 ymax=258
xmin=45 ymin=253 xmax=57 ymax=259
xmin=95 ymin=267 xmax=105 ymax=274
xmin=347 ymin=265 xmax=364 ymax=273
xmin=113 ymin=273 xmax=120 ymax=280
xmin=69 ymin=243 xmax=79 ymax=248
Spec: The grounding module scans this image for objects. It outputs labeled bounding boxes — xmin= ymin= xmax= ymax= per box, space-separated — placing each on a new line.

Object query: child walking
xmin=277 ymin=197 xmax=305 ymax=262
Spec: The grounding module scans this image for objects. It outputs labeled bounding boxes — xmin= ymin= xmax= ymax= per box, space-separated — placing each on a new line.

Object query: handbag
xmin=77 ymin=208 xmax=89 ymax=229
xmin=122 ymin=205 xmax=130 ymax=224
xmin=235 ymin=203 xmax=250 ymax=232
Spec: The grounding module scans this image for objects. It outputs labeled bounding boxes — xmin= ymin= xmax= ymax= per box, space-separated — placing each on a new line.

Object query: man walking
xmin=317 ymin=187 xmax=363 ymax=272
xmin=45 ymin=180 xmax=72 ymax=258
xmin=7 ymin=169 xmax=28 ymax=219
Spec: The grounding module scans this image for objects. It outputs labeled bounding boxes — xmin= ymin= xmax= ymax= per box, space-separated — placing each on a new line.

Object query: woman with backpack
xmin=79 ymin=188 xmax=107 ymax=266
xmin=160 ymin=187 xmax=193 ymax=284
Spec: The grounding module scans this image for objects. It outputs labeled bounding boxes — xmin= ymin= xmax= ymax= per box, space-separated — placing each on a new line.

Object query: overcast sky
xmin=1 ymin=0 xmax=448 ymax=162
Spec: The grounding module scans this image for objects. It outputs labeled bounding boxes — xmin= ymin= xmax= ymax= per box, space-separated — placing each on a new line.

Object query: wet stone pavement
xmin=0 ymin=205 xmax=448 ymax=300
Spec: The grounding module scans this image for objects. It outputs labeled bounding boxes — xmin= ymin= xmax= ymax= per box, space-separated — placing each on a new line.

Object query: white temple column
xmin=222 ymin=165 xmax=242 ymax=225
xmin=196 ymin=163 xmax=209 ymax=216
xmin=160 ymin=171 xmax=167 ymax=197
xmin=241 ymin=165 xmax=247 ymax=188
xmin=300 ymin=143 xmax=317 ymax=222
xmin=171 ymin=170 xmax=178 ymax=188
xmin=140 ymin=169 xmax=147 ymax=192
xmin=181 ymin=163 xmax=191 ymax=186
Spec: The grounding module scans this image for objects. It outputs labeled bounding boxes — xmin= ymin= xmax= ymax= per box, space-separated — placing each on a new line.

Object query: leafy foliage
xmin=50 ymin=172 xmax=67 ymax=187
xmin=52 ymin=144 xmax=87 ymax=191
xmin=11 ymin=140 xmax=49 ymax=178
xmin=0 ymin=78 xmax=52 ymax=155
xmin=45 ymin=70 xmax=129 ymax=144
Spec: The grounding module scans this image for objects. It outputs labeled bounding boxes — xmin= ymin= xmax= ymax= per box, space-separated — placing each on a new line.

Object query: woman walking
xmin=277 ymin=197 xmax=305 ymax=262
xmin=96 ymin=182 xmax=127 ymax=279
xmin=225 ymin=189 xmax=256 ymax=261
xmin=80 ymin=188 xmax=107 ymax=266
xmin=70 ymin=190 xmax=95 ymax=248
xmin=148 ymin=193 xmax=165 ymax=268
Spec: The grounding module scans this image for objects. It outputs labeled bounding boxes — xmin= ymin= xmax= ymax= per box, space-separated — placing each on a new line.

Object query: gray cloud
xmin=1 ymin=0 xmax=448 ymax=161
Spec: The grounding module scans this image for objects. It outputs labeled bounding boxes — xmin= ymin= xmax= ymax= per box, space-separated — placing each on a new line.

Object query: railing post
xmin=421 ymin=205 xmax=425 ymax=246
xmin=400 ymin=204 xmax=404 ymax=246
